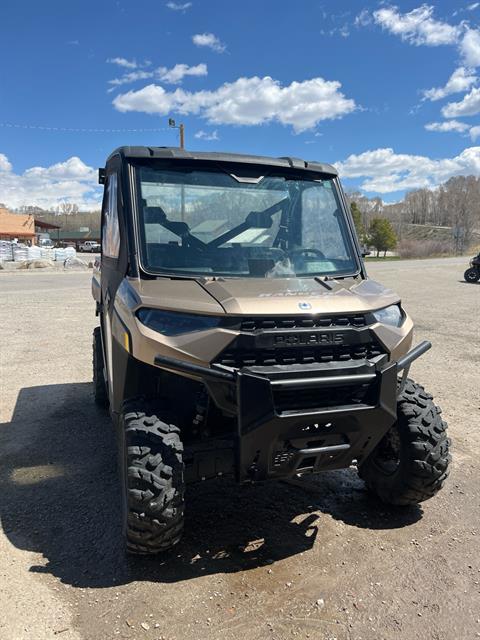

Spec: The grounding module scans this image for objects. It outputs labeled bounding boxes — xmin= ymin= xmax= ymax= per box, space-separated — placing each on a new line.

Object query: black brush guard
xmin=154 ymin=341 xmax=431 ymax=482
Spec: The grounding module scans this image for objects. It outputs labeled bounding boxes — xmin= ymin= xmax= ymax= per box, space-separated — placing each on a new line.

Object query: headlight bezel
xmin=372 ymin=304 xmax=405 ymax=328
xmin=136 ymin=308 xmax=222 ymax=337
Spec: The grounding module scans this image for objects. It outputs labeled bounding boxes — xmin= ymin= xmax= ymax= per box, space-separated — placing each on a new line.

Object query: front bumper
xmin=235 ymin=357 xmax=397 ymax=481
xmin=154 ymin=341 xmax=431 ymax=482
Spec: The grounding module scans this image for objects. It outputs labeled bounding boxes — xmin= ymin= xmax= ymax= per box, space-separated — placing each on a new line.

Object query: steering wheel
xmin=289 ymin=248 xmax=326 ymax=260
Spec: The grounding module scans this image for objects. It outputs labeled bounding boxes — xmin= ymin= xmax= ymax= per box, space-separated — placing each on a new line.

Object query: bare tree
xmin=445 ymin=176 xmax=479 ymax=253
xmin=57 ymin=202 xmax=79 ymax=215
xmin=350 ymin=175 xmax=480 ymax=253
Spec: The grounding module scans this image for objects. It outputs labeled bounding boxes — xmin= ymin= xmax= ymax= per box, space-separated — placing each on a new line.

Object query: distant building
xmin=34 ymin=218 xmax=61 ymax=241
xmin=0 ymin=207 xmax=100 ymax=248
xmin=54 ymin=229 xmax=101 ymax=248
xmin=0 ymin=207 xmax=64 ymax=244
xmin=0 ymin=207 xmax=36 ymax=243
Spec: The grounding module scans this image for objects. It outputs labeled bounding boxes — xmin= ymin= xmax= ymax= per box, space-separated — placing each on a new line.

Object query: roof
xmin=35 ymin=219 xmax=61 ymax=230
xmin=0 ymin=208 xmax=35 ymax=238
xmin=106 ymin=146 xmax=337 ymax=177
xmin=55 ymin=230 xmax=100 ymax=240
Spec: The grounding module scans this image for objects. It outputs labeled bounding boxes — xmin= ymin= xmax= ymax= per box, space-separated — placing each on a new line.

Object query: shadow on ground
xmin=0 ymin=383 xmax=421 ymax=589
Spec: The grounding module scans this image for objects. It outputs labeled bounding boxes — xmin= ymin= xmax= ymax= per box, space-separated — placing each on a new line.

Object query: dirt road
xmin=0 ymin=258 xmax=479 ymax=640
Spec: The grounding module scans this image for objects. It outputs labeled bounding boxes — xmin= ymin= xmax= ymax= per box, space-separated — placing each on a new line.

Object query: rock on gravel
xmin=63 ymin=257 xmax=89 ymax=270
xmin=18 ymin=259 xmax=55 ymax=269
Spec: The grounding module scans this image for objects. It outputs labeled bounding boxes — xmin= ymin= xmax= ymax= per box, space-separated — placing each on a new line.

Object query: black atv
xmin=464 ymin=253 xmax=480 ymax=283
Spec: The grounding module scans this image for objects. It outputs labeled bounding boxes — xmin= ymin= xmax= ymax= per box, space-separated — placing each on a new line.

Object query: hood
xmin=203 ymin=276 xmax=400 ymax=315
xmin=131 ymin=278 xmax=224 ymax=314
xmin=130 ymin=276 xmax=400 ymax=316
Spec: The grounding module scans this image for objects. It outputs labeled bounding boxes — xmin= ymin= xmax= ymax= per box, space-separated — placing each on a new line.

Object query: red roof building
xmin=0 ymin=207 xmax=35 ymax=243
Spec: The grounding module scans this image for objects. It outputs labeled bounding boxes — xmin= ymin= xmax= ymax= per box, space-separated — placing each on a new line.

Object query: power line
xmin=0 ymin=122 xmax=169 ymax=133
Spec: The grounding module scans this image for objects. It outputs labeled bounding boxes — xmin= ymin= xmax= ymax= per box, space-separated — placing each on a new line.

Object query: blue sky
xmin=2 ymin=0 xmax=480 ymax=208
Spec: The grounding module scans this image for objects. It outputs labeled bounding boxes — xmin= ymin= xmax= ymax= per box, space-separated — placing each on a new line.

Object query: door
xmin=100 ymin=170 xmax=122 ymax=401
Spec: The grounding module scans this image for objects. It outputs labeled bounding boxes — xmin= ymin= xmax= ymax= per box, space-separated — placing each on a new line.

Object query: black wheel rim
xmin=465 ymin=269 xmax=479 ymax=282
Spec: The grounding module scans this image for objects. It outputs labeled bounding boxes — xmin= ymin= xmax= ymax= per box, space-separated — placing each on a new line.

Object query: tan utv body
xmin=92 ymin=147 xmax=451 ymax=554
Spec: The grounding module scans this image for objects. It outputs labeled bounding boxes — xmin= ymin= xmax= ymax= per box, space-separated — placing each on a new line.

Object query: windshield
xmin=134 ymin=164 xmax=359 ymax=278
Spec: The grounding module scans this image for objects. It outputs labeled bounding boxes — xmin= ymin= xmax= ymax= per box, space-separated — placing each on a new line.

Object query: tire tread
xmin=123 ymin=405 xmax=185 ymax=554
xmin=359 ymin=378 xmax=451 ymax=505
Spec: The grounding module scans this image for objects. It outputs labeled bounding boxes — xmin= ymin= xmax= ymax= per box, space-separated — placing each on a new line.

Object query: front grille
xmin=240 ymin=314 xmax=367 ymax=332
xmin=216 ymin=342 xmax=383 ymax=368
xmin=273 ymin=381 xmax=374 ymax=412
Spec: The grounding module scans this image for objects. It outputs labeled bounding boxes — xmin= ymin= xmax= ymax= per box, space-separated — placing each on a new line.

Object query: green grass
xmin=364 ymin=255 xmax=402 ymax=261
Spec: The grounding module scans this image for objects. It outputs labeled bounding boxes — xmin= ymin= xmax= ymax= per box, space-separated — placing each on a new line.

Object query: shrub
xmin=397 ymin=239 xmax=453 ymax=259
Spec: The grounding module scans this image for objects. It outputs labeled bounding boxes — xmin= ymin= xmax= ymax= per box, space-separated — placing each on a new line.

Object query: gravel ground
xmin=0 ymin=257 xmax=479 ymax=640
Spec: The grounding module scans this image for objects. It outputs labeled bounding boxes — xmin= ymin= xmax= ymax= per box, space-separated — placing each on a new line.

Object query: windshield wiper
xmin=314 ymin=276 xmax=333 ymax=290
xmin=324 ymin=271 xmax=361 ymax=280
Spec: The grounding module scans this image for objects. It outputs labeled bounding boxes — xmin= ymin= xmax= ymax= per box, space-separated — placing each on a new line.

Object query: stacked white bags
xmin=0 ymin=241 xmax=13 ymax=262
xmin=54 ymin=248 xmax=67 ymax=262
xmin=64 ymin=246 xmax=76 ymax=259
xmin=40 ymin=247 xmax=55 ymax=260
xmin=13 ymin=245 xmax=29 ymax=261
xmin=27 ymin=246 xmax=42 ymax=260
xmin=0 ymin=241 xmax=77 ymax=264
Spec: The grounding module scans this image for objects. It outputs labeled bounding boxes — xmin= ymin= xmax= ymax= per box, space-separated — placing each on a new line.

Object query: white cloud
xmin=107 ymin=57 xmax=138 ymax=69
xmin=363 ymin=4 xmax=480 ymax=75
xmin=460 ymin=28 xmax=480 ymax=67
xmin=422 ymin=66 xmax=477 ymax=101
xmin=373 ymin=4 xmax=461 ymax=46
xmin=469 ymin=125 xmax=480 ymax=139
xmin=157 ymin=63 xmax=207 ymax=84
xmin=107 ymin=63 xmax=207 ymax=91
xmin=194 ymin=129 xmax=219 ymax=140
xmin=0 ymin=154 xmax=101 ymax=210
xmin=354 ymin=9 xmax=372 ymax=27
xmin=113 ymin=75 xmax=356 ymax=132
xmin=336 ymin=146 xmax=480 ymax=193
xmin=442 ymin=86 xmax=480 ymax=116
xmin=108 ymin=70 xmax=154 ymax=91
xmin=0 ymin=153 xmax=12 ymax=172
xmin=425 ymin=120 xmax=470 ymax=132
xmin=320 ymin=24 xmax=351 ymax=38
xmin=166 ymin=1 xmax=192 ymax=10
xmin=192 ymin=33 xmax=226 ymax=53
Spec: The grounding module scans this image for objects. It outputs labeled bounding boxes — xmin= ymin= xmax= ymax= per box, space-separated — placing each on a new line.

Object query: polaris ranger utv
xmin=92 ymin=147 xmax=451 ymax=554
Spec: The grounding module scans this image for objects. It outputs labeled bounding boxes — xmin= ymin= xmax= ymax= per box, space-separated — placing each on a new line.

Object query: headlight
xmin=372 ymin=304 xmax=404 ymax=327
xmin=136 ymin=308 xmax=221 ymax=336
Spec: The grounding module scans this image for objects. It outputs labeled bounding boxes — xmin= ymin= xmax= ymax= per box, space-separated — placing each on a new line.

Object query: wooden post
xmin=179 ymin=123 xmax=185 ymax=149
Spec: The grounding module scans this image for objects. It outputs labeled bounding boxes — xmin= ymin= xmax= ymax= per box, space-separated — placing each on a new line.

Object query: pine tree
xmin=350 ymin=202 xmax=365 ymax=241
xmin=368 ymin=217 xmax=397 ymax=257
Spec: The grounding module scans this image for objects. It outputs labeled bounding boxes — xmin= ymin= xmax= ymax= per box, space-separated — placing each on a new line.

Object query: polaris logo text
xmin=274 ymin=333 xmax=344 ymax=346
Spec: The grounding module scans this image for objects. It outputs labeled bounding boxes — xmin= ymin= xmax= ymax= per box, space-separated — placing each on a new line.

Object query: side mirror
xmin=362 ymin=250 xmax=371 ymax=258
